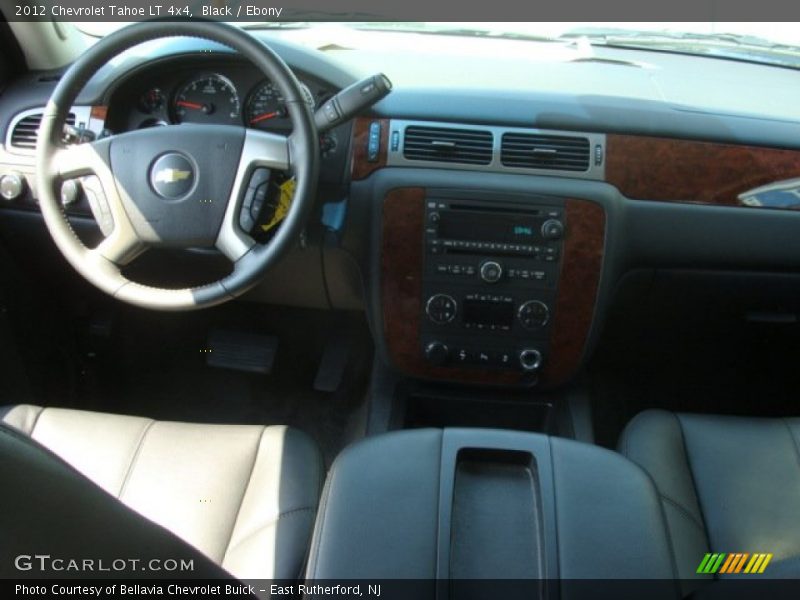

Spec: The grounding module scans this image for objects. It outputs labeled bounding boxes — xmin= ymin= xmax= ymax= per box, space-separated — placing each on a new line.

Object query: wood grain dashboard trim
xmin=351 ymin=117 xmax=389 ymax=181
xmin=380 ymin=188 xmax=605 ymax=387
xmin=606 ymin=134 xmax=800 ymax=208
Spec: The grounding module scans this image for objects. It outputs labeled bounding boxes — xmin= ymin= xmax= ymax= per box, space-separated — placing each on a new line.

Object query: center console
xmin=306 ymin=428 xmax=678 ymax=598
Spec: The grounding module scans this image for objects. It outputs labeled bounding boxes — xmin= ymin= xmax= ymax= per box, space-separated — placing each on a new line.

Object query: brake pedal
xmin=206 ymin=329 xmax=278 ymax=375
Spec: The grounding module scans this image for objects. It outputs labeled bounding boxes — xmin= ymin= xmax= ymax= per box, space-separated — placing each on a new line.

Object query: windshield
xmin=76 ymin=21 xmax=800 ymax=69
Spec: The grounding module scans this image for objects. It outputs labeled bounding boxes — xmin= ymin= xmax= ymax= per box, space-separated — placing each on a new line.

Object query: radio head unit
xmin=420 ymin=196 xmax=566 ymax=375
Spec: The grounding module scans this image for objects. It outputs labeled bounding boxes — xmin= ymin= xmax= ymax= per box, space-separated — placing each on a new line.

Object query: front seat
xmin=619 ymin=410 xmax=800 ymax=595
xmin=0 ymin=404 xmax=323 ymax=580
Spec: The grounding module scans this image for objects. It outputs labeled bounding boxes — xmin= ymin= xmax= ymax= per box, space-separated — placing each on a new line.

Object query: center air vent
xmin=403 ymin=125 xmax=493 ymax=165
xmin=10 ymin=112 xmax=75 ymax=150
xmin=501 ymin=133 xmax=590 ymax=172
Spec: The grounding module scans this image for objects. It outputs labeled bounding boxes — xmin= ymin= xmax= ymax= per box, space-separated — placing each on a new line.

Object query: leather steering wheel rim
xmin=36 ymin=20 xmax=319 ymax=310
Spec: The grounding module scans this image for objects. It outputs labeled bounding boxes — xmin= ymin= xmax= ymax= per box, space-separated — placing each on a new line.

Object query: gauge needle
xmin=250 ymin=111 xmax=280 ymax=124
xmin=177 ymin=100 xmax=204 ymax=110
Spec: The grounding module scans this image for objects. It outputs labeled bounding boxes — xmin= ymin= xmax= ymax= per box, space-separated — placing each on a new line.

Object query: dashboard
xmin=3 ymin=30 xmax=800 ymax=389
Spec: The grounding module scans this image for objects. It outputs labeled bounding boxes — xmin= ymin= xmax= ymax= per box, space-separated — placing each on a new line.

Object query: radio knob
xmin=479 ymin=260 xmax=503 ymax=283
xmin=541 ymin=219 xmax=565 ymax=240
xmin=425 ymin=293 xmax=457 ymax=324
xmin=518 ymin=300 xmax=550 ymax=329
xmin=519 ymin=348 xmax=543 ymax=372
xmin=424 ymin=341 xmax=450 ymax=366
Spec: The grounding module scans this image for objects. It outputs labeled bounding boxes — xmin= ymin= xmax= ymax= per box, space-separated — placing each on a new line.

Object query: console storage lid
xmin=307 ymin=428 xmax=678 ymax=597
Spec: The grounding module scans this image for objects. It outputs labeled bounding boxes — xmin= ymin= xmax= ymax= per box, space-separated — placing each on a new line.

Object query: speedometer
xmin=173 ymin=74 xmax=240 ymax=125
xmin=245 ymin=80 xmax=315 ymax=130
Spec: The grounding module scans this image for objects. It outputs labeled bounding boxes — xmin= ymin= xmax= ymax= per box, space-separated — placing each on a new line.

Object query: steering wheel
xmin=35 ymin=21 xmax=319 ymax=310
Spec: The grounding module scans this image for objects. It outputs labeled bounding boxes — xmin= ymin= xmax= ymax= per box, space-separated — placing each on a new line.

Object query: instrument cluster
xmin=108 ymin=61 xmax=339 ymax=157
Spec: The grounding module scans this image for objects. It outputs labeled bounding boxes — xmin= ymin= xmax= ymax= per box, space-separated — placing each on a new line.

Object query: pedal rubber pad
xmin=206 ymin=330 xmax=278 ymax=375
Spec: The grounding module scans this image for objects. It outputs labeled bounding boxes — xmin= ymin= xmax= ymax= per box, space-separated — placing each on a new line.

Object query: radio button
xmin=480 ymin=260 xmax=503 ymax=283
xmin=494 ymin=351 xmax=514 ymax=367
xmin=426 ymin=294 xmax=457 ymax=324
xmin=518 ymin=300 xmax=550 ymax=329
xmin=454 ymin=348 xmax=472 ymax=364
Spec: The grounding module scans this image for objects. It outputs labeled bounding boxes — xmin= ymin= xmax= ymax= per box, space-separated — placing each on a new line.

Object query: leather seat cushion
xmin=1 ymin=404 xmax=324 ymax=580
xmin=619 ymin=410 xmax=800 ymax=586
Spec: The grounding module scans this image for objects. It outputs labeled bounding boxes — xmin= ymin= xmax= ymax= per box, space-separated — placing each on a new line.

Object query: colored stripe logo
xmin=697 ymin=553 xmax=773 ymax=574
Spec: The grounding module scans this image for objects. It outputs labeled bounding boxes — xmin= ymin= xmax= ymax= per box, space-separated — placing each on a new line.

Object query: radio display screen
xmin=463 ymin=299 xmax=515 ymax=328
xmin=438 ymin=211 xmax=539 ymax=242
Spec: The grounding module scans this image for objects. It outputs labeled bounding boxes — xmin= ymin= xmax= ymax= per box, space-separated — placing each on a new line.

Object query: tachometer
xmin=245 ymin=80 xmax=314 ymax=130
xmin=173 ymin=74 xmax=240 ymax=125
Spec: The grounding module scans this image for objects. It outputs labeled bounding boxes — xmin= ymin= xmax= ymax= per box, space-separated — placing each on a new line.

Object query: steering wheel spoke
xmin=52 ymin=142 xmax=143 ymax=266
xmin=216 ymin=129 xmax=291 ymax=262
xmin=90 ymin=225 xmax=145 ymax=266
xmin=52 ymin=142 xmax=104 ymax=179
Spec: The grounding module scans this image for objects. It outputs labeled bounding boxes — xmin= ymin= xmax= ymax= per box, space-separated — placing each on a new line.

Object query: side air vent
xmin=404 ymin=125 xmax=493 ymax=165
xmin=10 ymin=112 xmax=75 ymax=150
xmin=501 ymin=133 xmax=590 ymax=172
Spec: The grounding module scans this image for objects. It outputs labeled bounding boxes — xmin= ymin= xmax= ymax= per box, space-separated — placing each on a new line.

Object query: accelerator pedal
xmin=206 ymin=329 xmax=278 ymax=375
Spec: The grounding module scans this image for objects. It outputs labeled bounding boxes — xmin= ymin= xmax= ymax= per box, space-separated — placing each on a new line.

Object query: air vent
xmin=403 ymin=125 xmax=493 ymax=165
xmin=10 ymin=112 xmax=75 ymax=150
xmin=501 ymin=133 xmax=590 ymax=172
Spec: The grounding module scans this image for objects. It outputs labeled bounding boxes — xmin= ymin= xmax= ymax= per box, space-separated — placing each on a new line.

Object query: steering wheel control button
xmin=0 ymin=172 xmax=25 ymax=201
xmin=60 ymin=179 xmax=81 ymax=207
xmin=518 ymin=300 xmax=550 ymax=329
xmin=541 ymin=219 xmax=565 ymax=240
xmin=150 ymin=153 xmax=195 ymax=199
xmin=426 ymin=293 xmax=457 ymax=324
xmin=480 ymin=260 xmax=503 ymax=283
xmin=81 ymin=175 xmax=114 ymax=236
xmin=251 ymin=183 xmax=268 ymax=221
xmin=519 ymin=348 xmax=544 ymax=372
xmin=249 ymin=167 xmax=271 ymax=189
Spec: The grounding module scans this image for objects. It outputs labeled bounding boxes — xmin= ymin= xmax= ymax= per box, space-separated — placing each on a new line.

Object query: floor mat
xmin=75 ymin=304 xmax=373 ymax=467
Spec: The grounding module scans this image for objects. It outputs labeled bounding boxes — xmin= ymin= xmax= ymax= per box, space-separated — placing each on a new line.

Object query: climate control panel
xmin=419 ymin=195 xmax=565 ymax=373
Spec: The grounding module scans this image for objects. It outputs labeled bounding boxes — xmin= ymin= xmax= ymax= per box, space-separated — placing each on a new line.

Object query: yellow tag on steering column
xmin=261 ymin=178 xmax=296 ymax=232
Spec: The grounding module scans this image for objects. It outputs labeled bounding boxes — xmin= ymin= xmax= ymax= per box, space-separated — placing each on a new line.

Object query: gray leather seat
xmin=619 ymin=410 xmax=800 ymax=595
xmin=1 ymin=404 xmax=324 ymax=580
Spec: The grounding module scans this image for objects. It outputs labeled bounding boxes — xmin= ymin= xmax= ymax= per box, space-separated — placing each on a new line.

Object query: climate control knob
xmin=479 ymin=260 xmax=503 ymax=283
xmin=424 ymin=341 xmax=450 ymax=366
xmin=425 ymin=293 xmax=457 ymax=324
xmin=519 ymin=348 xmax=543 ymax=372
xmin=541 ymin=219 xmax=565 ymax=240
xmin=518 ymin=300 xmax=550 ymax=329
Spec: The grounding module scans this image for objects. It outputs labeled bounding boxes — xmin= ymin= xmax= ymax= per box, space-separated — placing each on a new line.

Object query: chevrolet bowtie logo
xmin=154 ymin=168 xmax=192 ymax=184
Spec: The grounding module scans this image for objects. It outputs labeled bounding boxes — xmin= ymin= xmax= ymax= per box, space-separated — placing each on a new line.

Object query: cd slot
xmin=447 ymin=203 xmax=544 ymax=216
xmin=445 ymin=246 xmax=538 ymax=258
